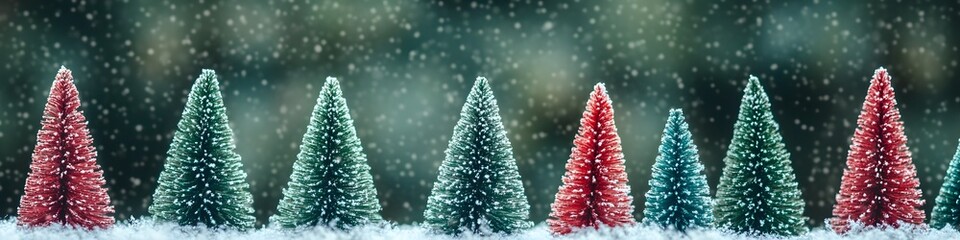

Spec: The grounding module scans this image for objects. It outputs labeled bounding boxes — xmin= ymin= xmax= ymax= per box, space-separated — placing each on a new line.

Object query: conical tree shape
xmin=272 ymin=77 xmax=382 ymax=228
xmin=831 ymin=67 xmax=924 ymax=232
xmin=548 ymin=83 xmax=635 ymax=235
xmin=424 ymin=77 xmax=532 ymax=235
xmin=18 ymin=66 xmax=115 ymax=229
xmin=714 ymin=76 xmax=806 ymax=236
xmin=149 ymin=69 xmax=255 ymax=229
xmin=643 ymin=108 xmax=712 ymax=232
xmin=933 ymin=140 xmax=960 ymax=229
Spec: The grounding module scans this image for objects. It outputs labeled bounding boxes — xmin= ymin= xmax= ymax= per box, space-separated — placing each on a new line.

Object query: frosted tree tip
xmin=57 ymin=65 xmax=71 ymax=75
xmin=591 ymin=83 xmax=609 ymax=99
xmin=875 ymin=66 xmax=887 ymax=74
xmin=593 ymin=82 xmax=607 ymax=91
xmin=669 ymin=108 xmax=683 ymax=116
xmin=55 ymin=66 xmax=73 ymax=82
xmin=324 ymin=76 xmax=341 ymax=88
xmin=201 ymin=69 xmax=216 ymax=75
xmin=872 ymin=67 xmax=890 ymax=82
xmin=745 ymin=75 xmax=765 ymax=92
xmin=322 ymin=77 xmax=342 ymax=95
xmin=474 ymin=76 xmax=489 ymax=85
xmin=471 ymin=76 xmax=491 ymax=92
xmin=587 ymin=83 xmax=610 ymax=101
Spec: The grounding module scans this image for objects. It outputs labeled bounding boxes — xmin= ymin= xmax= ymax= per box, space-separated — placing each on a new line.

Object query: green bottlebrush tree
xmin=149 ymin=69 xmax=255 ymax=229
xmin=643 ymin=108 xmax=712 ymax=231
xmin=424 ymin=77 xmax=532 ymax=235
xmin=932 ymin=140 xmax=960 ymax=229
xmin=272 ymin=77 xmax=382 ymax=228
xmin=714 ymin=76 xmax=807 ymax=236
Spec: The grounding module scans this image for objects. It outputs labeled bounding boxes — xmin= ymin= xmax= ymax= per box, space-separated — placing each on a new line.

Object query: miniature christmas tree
xmin=714 ymin=76 xmax=806 ymax=236
xmin=831 ymin=67 xmax=924 ymax=232
xmin=272 ymin=77 xmax=382 ymax=228
xmin=643 ymin=108 xmax=712 ymax=232
xmin=149 ymin=69 xmax=255 ymax=229
xmin=423 ymin=77 xmax=532 ymax=235
xmin=548 ymin=83 xmax=635 ymax=235
xmin=18 ymin=66 xmax=115 ymax=229
xmin=933 ymin=140 xmax=960 ymax=229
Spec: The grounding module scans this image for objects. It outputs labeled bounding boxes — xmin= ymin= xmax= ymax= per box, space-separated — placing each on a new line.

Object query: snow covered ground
xmin=0 ymin=218 xmax=956 ymax=240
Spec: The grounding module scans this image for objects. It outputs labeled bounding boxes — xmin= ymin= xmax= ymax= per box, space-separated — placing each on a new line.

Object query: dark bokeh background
xmin=1 ymin=0 xmax=959 ymax=227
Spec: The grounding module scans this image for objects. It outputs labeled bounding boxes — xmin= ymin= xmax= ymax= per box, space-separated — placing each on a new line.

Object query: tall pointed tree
xmin=643 ymin=108 xmax=712 ymax=232
xmin=714 ymin=76 xmax=806 ymax=236
xmin=932 ymin=140 xmax=960 ymax=229
xmin=831 ymin=67 xmax=924 ymax=232
xmin=149 ymin=69 xmax=255 ymax=229
xmin=424 ymin=77 xmax=532 ymax=235
xmin=548 ymin=83 xmax=635 ymax=235
xmin=18 ymin=66 xmax=115 ymax=229
xmin=272 ymin=77 xmax=382 ymax=228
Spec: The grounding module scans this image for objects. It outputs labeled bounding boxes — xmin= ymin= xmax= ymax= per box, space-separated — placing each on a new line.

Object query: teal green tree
xmin=643 ymin=108 xmax=712 ymax=231
xmin=932 ymin=140 xmax=960 ymax=229
xmin=424 ymin=77 xmax=532 ymax=235
xmin=714 ymin=76 xmax=807 ymax=236
xmin=272 ymin=77 xmax=382 ymax=228
xmin=149 ymin=69 xmax=255 ymax=229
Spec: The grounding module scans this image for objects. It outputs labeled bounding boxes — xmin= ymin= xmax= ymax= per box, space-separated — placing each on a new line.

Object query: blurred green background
xmin=1 ymin=0 xmax=959 ymax=227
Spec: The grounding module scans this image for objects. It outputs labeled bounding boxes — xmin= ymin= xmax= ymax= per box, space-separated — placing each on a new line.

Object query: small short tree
xmin=714 ymin=76 xmax=807 ymax=236
xmin=933 ymin=140 xmax=960 ymax=229
xmin=424 ymin=77 xmax=532 ymax=235
xmin=149 ymin=69 xmax=255 ymax=229
xmin=548 ymin=83 xmax=635 ymax=235
xmin=18 ymin=66 xmax=115 ymax=229
xmin=643 ymin=108 xmax=712 ymax=231
xmin=272 ymin=77 xmax=382 ymax=228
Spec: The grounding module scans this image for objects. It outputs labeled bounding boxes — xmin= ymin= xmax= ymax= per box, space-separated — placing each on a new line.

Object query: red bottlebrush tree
xmin=548 ymin=83 xmax=635 ymax=235
xmin=18 ymin=66 xmax=115 ymax=229
xmin=831 ymin=67 xmax=925 ymax=233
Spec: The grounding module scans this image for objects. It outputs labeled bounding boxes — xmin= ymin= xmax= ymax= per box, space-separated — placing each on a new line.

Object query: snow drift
xmin=1 ymin=218 xmax=958 ymax=240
